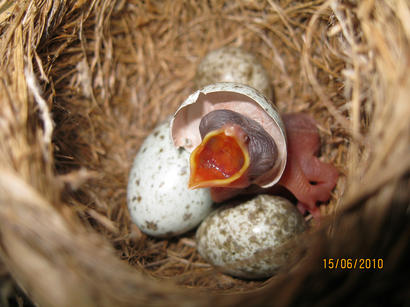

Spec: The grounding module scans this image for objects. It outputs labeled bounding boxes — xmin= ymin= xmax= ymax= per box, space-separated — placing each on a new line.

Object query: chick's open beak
xmin=188 ymin=125 xmax=250 ymax=189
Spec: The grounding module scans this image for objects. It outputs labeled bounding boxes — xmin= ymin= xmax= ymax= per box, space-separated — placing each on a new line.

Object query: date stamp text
xmin=323 ymin=258 xmax=383 ymax=270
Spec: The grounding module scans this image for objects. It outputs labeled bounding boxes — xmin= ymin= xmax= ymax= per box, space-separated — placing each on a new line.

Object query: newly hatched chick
xmin=187 ymin=108 xmax=338 ymax=218
xmin=172 ymin=83 xmax=338 ymax=218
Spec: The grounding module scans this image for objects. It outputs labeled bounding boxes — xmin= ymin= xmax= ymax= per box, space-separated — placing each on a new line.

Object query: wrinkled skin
xmin=278 ymin=113 xmax=339 ymax=218
xmin=199 ymin=110 xmax=278 ymax=182
xmin=199 ymin=112 xmax=339 ymax=218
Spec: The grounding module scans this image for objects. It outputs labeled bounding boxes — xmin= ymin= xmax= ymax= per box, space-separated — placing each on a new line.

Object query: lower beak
xmin=188 ymin=125 xmax=250 ymax=189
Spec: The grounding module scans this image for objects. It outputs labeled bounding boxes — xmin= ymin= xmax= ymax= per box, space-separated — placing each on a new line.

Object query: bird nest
xmin=0 ymin=0 xmax=408 ymax=306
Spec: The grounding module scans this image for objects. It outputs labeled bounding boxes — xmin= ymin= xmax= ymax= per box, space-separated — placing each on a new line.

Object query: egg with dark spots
xmin=195 ymin=46 xmax=273 ymax=100
xmin=196 ymin=195 xmax=306 ymax=279
xmin=127 ymin=119 xmax=214 ymax=237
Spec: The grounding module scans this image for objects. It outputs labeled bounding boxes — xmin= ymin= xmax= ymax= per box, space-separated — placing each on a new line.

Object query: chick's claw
xmin=296 ymin=202 xmax=321 ymax=220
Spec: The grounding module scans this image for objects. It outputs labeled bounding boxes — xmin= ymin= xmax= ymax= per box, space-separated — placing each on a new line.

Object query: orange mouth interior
xmin=188 ymin=127 xmax=250 ymax=189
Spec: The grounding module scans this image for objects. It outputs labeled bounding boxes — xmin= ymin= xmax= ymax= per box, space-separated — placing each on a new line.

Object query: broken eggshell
xmin=195 ymin=46 xmax=273 ymax=100
xmin=170 ymin=82 xmax=287 ymax=188
xmin=196 ymin=194 xmax=306 ymax=279
xmin=127 ymin=120 xmax=214 ymax=238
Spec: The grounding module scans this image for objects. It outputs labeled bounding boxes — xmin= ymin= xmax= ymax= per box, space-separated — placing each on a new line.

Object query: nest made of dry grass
xmin=0 ymin=0 xmax=409 ymax=306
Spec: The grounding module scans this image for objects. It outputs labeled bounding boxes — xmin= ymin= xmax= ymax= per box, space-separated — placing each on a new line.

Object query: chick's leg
xmin=279 ymin=113 xmax=339 ymax=217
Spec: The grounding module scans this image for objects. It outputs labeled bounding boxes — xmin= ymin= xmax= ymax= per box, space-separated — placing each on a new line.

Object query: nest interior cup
xmin=0 ymin=1 xmax=409 ymax=307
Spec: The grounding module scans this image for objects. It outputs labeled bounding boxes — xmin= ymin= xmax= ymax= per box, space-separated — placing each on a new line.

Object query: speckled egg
xmin=196 ymin=195 xmax=306 ymax=279
xmin=195 ymin=46 xmax=273 ymax=99
xmin=127 ymin=119 xmax=214 ymax=238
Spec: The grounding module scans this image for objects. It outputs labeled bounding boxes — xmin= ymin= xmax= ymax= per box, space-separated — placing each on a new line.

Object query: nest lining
xmin=0 ymin=0 xmax=409 ymax=306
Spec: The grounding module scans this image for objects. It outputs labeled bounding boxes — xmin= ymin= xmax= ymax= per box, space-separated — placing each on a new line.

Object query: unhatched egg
xmin=127 ymin=120 xmax=214 ymax=237
xmin=195 ymin=46 xmax=273 ymax=100
xmin=196 ymin=194 xmax=306 ymax=279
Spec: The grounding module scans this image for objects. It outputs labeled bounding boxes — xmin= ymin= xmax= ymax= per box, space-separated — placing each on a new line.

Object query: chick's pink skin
xmin=278 ymin=113 xmax=339 ymax=218
xmin=208 ymin=113 xmax=339 ymax=218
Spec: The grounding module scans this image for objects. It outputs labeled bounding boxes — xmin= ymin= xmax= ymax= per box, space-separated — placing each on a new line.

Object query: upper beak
xmin=188 ymin=124 xmax=250 ymax=189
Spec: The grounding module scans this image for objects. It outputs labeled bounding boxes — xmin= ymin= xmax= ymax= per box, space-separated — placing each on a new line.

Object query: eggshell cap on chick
xmin=171 ymin=82 xmax=287 ymax=188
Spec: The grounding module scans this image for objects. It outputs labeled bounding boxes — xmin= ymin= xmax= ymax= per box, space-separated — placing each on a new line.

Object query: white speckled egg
xmin=195 ymin=46 xmax=273 ymax=99
xmin=196 ymin=195 xmax=306 ymax=279
xmin=127 ymin=119 xmax=214 ymax=238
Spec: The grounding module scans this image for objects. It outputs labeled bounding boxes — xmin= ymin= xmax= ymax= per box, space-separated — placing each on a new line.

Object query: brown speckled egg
xmin=195 ymin=46 xmax=273 ymax=100
xmin=196 ymin=195 xmax=306 ymax=279
xmin=127 ymin=119 xmax=214 ymax=238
